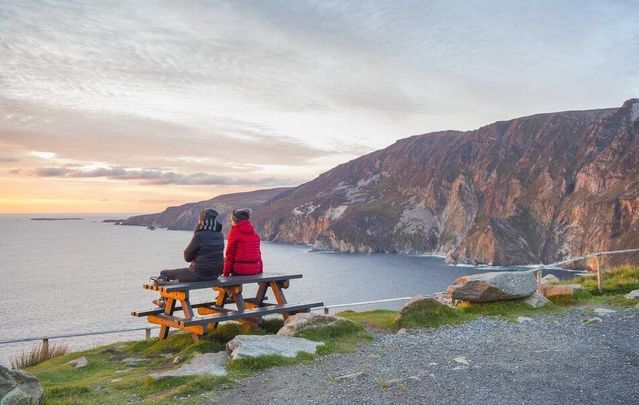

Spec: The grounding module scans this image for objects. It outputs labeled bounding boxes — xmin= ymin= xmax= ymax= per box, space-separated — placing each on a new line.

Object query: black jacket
xmin=184 ymin=229 xmax=224 ymax=277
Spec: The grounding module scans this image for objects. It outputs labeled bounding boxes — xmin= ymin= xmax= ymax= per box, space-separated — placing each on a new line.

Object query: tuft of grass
xmin=395 ymin=299 xmax=470 ymax=329
xmin=457 ymin=299 xmax=559 ymax=320
xmin=11 ymin=342 xmax=69 ymax=369
xmin=570 ymin=265 xmax=639 ymax=295
xmin=227 ymin=352 xmax=316 ymax=375
xmin=295 ymin=321 xmax=373 ymax=354
xmin=337 ymin=310 xmax=397 ymax=330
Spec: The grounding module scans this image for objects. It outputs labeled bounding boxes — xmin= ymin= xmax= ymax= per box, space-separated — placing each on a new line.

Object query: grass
xmin=27 ymin=316 xmax=369 ymax=404
xmin=11 ymin=342 xmax=69 ymax=369
xmin=27 ymin=267 xmax=639 ymax=404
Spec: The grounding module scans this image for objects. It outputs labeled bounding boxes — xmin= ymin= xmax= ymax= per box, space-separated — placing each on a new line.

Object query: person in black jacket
xmin=154 ymin=208 xmax=225 ymax=283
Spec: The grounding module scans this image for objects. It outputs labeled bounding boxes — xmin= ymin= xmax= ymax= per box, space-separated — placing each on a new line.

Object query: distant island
xmin=31 ymin=217 xmax=84 ymax=221
xmin=102 ymin=219 xmax=127 ymax=224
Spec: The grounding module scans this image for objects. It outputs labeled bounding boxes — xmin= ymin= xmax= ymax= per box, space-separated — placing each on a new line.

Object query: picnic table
xmin=132 ymin=273 xmax=323 ymax=343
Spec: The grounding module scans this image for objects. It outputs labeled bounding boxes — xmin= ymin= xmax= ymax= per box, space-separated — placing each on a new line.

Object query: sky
xmin=1 ymin=0 xmax=638 ymax=214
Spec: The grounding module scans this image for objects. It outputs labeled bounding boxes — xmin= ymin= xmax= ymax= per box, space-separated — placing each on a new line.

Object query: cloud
xmin=0 ymin=157 xmax=19 ymax=163
xmin=31 ymin=165 xmax=298 ymax=187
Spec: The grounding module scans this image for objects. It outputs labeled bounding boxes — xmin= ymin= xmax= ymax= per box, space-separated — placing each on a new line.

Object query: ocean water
xmin=0 ymin=215 xmax=571 ymax=365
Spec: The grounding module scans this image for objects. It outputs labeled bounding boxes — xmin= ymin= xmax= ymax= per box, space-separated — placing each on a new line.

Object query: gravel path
xmin=213 ymin=309 xmax=639 ymax=404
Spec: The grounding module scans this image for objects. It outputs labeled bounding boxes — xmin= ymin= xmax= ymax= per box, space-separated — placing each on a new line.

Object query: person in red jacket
xmin=223 ymin=208 xmax=263 ymax=277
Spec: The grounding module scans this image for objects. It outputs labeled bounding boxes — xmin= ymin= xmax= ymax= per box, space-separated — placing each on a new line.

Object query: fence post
xmin=145 ymin=328 xmax=151 ymax=340
xmin=597 ymin=257 xmax=605 ymax=294
xmin=42 ymin=338 xmax=49 ymax=358
xmin=536 ymin=270 xmax=542 ymax=294
xmin=323 ymin=307 xmax=329 ymax=315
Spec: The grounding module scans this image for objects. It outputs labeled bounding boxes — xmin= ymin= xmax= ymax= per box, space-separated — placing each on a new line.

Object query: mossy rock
xmin=395 ymin=297 xmax=469 ymax=329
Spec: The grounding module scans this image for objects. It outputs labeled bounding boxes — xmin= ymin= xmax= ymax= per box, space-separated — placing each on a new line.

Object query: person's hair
xmin=232 ymin=208 xmax=250 ymax=222
xmin=196 ymin=208 xmax=220 ymax=231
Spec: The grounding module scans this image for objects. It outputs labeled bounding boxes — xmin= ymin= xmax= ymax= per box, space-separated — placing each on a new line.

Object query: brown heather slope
xmin=252 ymin=99 xmax=639 ymax=266
xmin=120 ymin=187 xmax=290 ymax=232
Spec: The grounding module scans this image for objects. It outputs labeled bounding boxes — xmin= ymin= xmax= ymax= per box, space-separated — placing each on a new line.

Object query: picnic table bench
xmin=132 ymin=273 xmax=323 ymax=342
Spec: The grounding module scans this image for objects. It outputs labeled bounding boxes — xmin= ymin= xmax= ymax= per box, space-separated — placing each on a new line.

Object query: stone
xmin=110 ymin=378 xmax=123 ymax=383
xmin=172 ymin=355 xmax=185 ymax=364
xmin=583 ymin=317 xmax=603 ymax=324
xmin=335 ymin=371 xmax=366 ymax=381
xmin=447 ymin=271 xmax=536 ymax=302
xmin=0 ymin=366 xmax=44 ymax=405
xmin=593 ymin=308 xmax=616 ymax=316
xmin=523 ymin=292 xmax=551 ymax=308
xmin=121 ymin=357 xmax=148 ymax=367
xmin=153 ymin=352 xmax=228 ymax=378
xmin=400 ymin=296 xmax=445 ymax=316
xmin=517 ymin=316 xmax=533 ymax=323
xmin=67 ymin=356 xmax=89 ymax=369
xmin=276 ymin=313 xmax=354 ymax=337
xmin=433 ymin=292 xmax=454 ymax=306
xmin=453 ymin=356 xmax=470 ymax=365
xmin=542 ymin=284 xmax=583 ymax=298
xmin=625 ymin=290 xmax=639 ymax=299
xmin=396 ymin=328 xmax=407 ymax=335
xmin=541 ymin=274 xmax=560 ymax=284
xmin=226 ymin=335 xmax=322 ymax=360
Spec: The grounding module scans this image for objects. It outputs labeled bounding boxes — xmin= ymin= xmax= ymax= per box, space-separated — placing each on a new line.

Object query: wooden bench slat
xmin=180 ymin=302 xmax=324 ymax=326
xmin=143 ymin=273 xmax=303 ymax=292
xmin=131 ymin=296 xmax=271 ymax=317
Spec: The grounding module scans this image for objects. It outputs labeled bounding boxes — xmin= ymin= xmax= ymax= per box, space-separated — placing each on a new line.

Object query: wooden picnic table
xmin=132 ymin=273 xmax=323 ymax=343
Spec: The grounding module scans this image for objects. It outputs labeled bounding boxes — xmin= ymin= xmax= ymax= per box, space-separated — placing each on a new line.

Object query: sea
xmin=0 ymin=215 xmax=577 ymax=365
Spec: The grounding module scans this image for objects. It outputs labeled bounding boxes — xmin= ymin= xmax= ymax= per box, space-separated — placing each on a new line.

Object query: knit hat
xmin=197 ymin=209 xmax=221 ymax=231
xmin=232 ymin=208 xmax=250 ymax=222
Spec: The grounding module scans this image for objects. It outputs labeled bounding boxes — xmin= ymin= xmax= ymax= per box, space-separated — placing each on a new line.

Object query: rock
xmin=400 ymin=296 xmax=443 ymax=315
xmin=276 ymin=313 xmax=354 ymax=337
xmin=541 ymin=274 xmax=560 ymax=284
xmin=625 ymin=290 xmax=639 ymax=299
xmin=335 ymin=371 xmax=366 ymax=381
xmin=583 ymin=317 xmax=603 ymax=324
xmin=433 ymin=292 xmax=454 ymax=306
xmin=542 ymin=284 xmax=583 ymax=297
xmin=121 ymin=357 xmax=148 ymax=367
xmin=447 ymin=271 xmax=536 ymax=302
xmin=226 ymin=335 xmax=322 ymax=360
xmin=128 ymin=395 xmax=143 ymax=403
xmin=0 ymin=365 xmax=44 ymax=405
xmin=453 ymin=356 xmax=470 ymax=365
xmin=396 ymin=328 xmax=407 ymax=335
xmin=172 ymin=355 xmax=185 ymax=364
xmin=110 ymin=378 xmax=123 ymax=383
xmin=523 ymin=292 xmax=551 ymax=308
xmin=154 ymin=352 xmax=228 ymax=378
xmin=593 ymin=308 xmax=616 ymax=316
xmin=67 ymin=356 xmax=89 ymax=369
xmin=517 ymin=316 xmax=533 ymax=323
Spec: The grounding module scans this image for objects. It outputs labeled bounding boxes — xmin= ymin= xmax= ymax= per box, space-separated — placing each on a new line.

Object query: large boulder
xmin=277 ymin=313 xmax=354 ymax=337
xmin=153 ymin=352 xmax=228 ymax=378
xmin=447 ymin=271 xmax=536 ymax=302
xmin=0 ymin=365 xmax=43 ymax=405
xmin=226 ymin=335 xmax=322 ymax=360
xmin=542 ymin=284 xmax=583 ymax=297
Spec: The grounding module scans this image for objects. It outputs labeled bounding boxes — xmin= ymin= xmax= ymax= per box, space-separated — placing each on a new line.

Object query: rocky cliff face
xmin=252 ymin=99 xmax=639 ymax=266
xmin=120 ymin=187 xmax=290 ymax=232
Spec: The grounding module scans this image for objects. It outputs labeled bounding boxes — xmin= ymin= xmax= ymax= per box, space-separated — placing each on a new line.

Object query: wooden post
xmin=145 ymin=328 xmax=151 ymax=340
xmin=536 ymin=270 xmax=542 ymax=294
xmin=323 ymin=307 xmax=329 ymax=315
xmin=42 ymin=338 xmax=49 ymax=358
xmin=597 ymin=257 xmax=605 ymax=294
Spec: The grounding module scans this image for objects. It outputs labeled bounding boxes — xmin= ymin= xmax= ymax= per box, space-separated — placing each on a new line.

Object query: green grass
xmin=395 ymin=299 xmax=471 ymax=329
xmin=337 ymin=310 xmax=397 ymax=330
xmin=296 ymin=320 xmax=373 ymax=354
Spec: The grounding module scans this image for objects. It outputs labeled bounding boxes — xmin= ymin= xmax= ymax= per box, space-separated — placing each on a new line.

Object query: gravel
xmin=211 ymin=309 xmax=639 ymax=404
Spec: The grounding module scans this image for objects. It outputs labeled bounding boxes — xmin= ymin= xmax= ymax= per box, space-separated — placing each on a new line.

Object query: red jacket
xmin=223 ymin=219 xmax=263 ymax=276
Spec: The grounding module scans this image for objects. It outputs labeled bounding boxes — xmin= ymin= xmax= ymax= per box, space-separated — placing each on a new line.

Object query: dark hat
xmin=232 ymin=208 xmax=250 ymax=222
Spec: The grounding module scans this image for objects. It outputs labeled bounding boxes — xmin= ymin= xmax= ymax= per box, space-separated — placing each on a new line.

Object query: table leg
xmin=254 ymin=282 xmax=268 ymax=307
xmin=210 ymin=287 xmax=227 ymax=330
xmin=159 ymin=298 xmax=176 ymax=340
xmin=179 ymin=299 xmax=200 ymax=343
xmin=269 ymin=281 xmax=289 ymax=319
